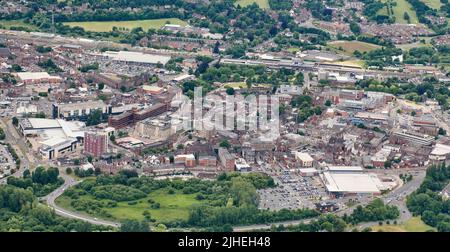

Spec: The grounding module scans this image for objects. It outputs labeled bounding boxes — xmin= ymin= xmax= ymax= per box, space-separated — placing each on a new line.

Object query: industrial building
xmin=320 ymin=166 xmax=383 ymax=196
xmin=103 ymin=51 xmax=171 ymax=66
xmin=18 ymin=118 xmax=85 ymax=160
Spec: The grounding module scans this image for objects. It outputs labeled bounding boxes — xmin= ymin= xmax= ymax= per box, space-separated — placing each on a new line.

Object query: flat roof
xmin=322 ymin=171 xmax=381 ymax=193
xmin=104 ymin=51 xmax=171 ymax=65
xmin=56 ymin=100 xmax=106 ymax=110
xmin=298 ymin=168 xmax=318 ymax=173
xmin=142 ymin=85 xmax=163 ymax=92
xmin=431 ymin=144 xmax=450 ymax=156
xmin=16 ymin=72 xmax=51 ymax=80
xmin=326 ymin=166 xmax=364 ymax=172
xmin=295 ymin=152 xmax=314 ymax=162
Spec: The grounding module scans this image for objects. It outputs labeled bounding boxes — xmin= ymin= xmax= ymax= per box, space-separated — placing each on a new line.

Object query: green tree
xmin=120 ymin=219 xmax=150 ymax=232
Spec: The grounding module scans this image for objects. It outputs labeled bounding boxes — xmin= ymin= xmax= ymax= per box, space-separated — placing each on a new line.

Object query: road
xmin=41 ymin=172 xmax=121 ymax=228
xmin=0 ymin=118 xmax=33 ymax=184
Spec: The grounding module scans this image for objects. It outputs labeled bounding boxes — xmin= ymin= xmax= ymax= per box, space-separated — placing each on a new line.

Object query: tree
xmin=0 ymin=128 xmax=5 ymax=140
xmin=219 ymin=139 xmax=231 ymax=149
xmin=325 ymin=100 xmax=332 ymax=107
xmin=66 ymin=167 xmax=73 ymax=175
xmin=438 ymin=128 xmax=446 ymax=136
xmin=98 ymin=83 xmax=105 ymax=90
xmin=403 ymin=12 xmax=410 ymax=23
xmin=213 ymin=41 xmax=220 ymax=54
xmin=349 ymin=22 xmax=361 ymax=35
xmin=86 ymin=109 xmax=103 ymax=126
xmin=12 ymin=117 xmax=19 ymax=126
xmin=226 ymin=87 xmax=235 ymax=95
xmin=120 ymin=219 xmax=150 ymax=232
xmin=384 ymin=160 xmax=392 ymax=168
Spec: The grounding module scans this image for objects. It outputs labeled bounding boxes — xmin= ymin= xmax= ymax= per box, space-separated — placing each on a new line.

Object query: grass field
xmin=235 ymin=0 xmax=270 ymax=9
xmin=224 ymin=82 xmax=247 ymax=89
xmin=392 ymin=0 xmax=419 ymax=24
xmin=55 ymin=188 xmax=204 ymax=222
xmin=378 ymin=0 xmax=419 ymax=24
xmin=422 ymin=0 xmax=443 ymax=9
xmin=329 ymin=60 xmax=365 ymax=68
xmin=0 ymin=19 xmax=38 ymax=31
xmin=371 ymin=217 xmax=436 ymax=232
xmin=328 ymin=40 xmax=381 ymax=54
xmin=63 ymin=18 xmax=187 ymax=32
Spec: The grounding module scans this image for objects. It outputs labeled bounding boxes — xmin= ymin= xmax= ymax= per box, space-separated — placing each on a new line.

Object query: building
xmin=18 ymin=118 xmax=85 ymax=160
xmin=299 ymin=168 xmax=318 ymax=177
xmin=218 ymin=147 xmax=235 ymax=171
xmin=198 ymin=155 xmax=217 ymax=167
xmin=142 ymin=85 xmax=164 ymax=95
xmin=108 ymin=103 xmax=167 ymax=129
xmin=320 ymin=166 xmax=383 ymax=197
xmin=235 ymin=158 xmax=251 ymax=172
xmin=135 ymin=115 xmax=173 ymax=140
xmin=371 ymin=148 xmax=391 ymax=168
xmin=15 ymin=72 xmax=62 ymax=85
xmin=103 ymin=51 xmax=171 ymax=66
xmin=52 ymin=100 xmax=109 ymax=121
xmin=429 ymin=144 xmax=450 ymax=165
xmin=174 ymin=154 xmax=196 ymax=167
xmin=295 ymin=152 xmax=314 ymax=167
xmin=84 ymin=131 xmax=109 ymax=157
xmin=390 ymin=130 xmax=434 ymax=146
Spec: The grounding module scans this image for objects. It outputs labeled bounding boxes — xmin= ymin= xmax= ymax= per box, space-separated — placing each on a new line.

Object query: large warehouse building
xmin=103 ymin=51 xmax=171 ymax=66
xmin=320 ymin=166 xmax=383 ymax=197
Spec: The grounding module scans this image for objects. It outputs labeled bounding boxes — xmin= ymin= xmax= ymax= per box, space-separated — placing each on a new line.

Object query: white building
xmin=320 ymin=166 xmax=383 ymax=196
xmin=103 ymin=51 xmax=171 ymax=66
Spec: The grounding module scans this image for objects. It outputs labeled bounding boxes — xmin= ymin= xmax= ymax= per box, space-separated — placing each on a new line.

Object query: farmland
xmin=63 ymin=18 xmax=187 ymax=32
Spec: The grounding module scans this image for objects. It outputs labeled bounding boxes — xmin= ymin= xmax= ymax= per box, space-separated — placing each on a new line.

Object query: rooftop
xmin=322 ymin=171 xmax=382 ymax=193
xmin=104 ymin=51 xmax=171 ymax=65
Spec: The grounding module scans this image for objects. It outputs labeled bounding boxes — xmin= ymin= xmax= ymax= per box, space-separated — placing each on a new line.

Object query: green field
xmin=392 ymin=0 xmax=419 ymax=24
xmin=379 ymin=0 xmax=419 ymax=24
xmin=235 ymin=0 xmax=270 ymax=9
xmin=0 ymin=19 xmax=38 ymax=31
xmin=63 ymin=18 xmax=187 ymax=32
xmin=55 ymin=188 xmax=205 ymax=222
xmin=328 ymin=40 xmax=381 ymax=54
xmin=422 ymin=0 xmax=443 ymax=9
xmin=371 ymin=217 xmax=436 ymax=232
